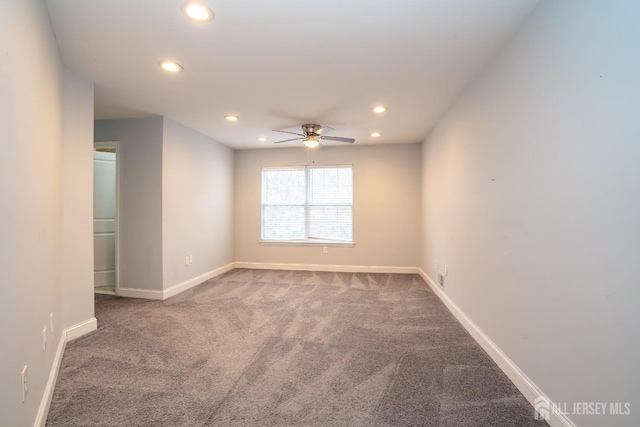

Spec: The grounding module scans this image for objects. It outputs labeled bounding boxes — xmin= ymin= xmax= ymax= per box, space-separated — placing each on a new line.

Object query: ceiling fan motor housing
xmin=302 ymin=124 xmax=322 ymax=136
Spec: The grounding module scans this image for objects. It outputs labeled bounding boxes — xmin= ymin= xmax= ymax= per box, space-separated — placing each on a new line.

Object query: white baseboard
xmin=417 ymin=269 xmax=575 ymax=427
xmin=36 ymin=317 xmax=100 ymax=426
xmin=34 ymin=330 xmax=67 ymax=427
xmin=118 ymin=263 xmax=236 ymax=300
xmin=65 ymin=317 xmax=97 ymax=342
xmin=235 ymin=262 xmax=419 ymax=274
xmin=163 ymin=262 xmax=236 ymax=299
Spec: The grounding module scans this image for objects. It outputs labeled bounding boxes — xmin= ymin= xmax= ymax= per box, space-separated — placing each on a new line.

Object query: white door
xmin=93 ymin=150 xmax=117 ymax=291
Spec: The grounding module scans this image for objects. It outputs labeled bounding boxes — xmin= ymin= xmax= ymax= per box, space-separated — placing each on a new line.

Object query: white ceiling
xmin=45 ymin=0 xmax=539 ymax=149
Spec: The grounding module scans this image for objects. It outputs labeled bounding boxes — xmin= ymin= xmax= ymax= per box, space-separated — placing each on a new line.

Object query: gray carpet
xmin=46 ymin=269 xmax=547 ymax=426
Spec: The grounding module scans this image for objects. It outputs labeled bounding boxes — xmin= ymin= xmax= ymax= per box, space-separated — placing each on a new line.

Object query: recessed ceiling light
xmin=372 ymin=106 xmax=387 ymax=113
xmin=224 ymin=115 xmax=239 ymax=122
xmin=183 ymin=2 xmax=214 ymax=22
xmin=257 ymin=137 xmax=267 ymax=142
xmin=371 ymin=132 xmax=382 ymax=137
xmin=159 ymin=61 xmax=183 ymax=73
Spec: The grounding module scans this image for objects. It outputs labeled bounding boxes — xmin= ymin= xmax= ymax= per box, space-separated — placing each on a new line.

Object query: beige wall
xmin=420 ymin=1 xmax=640 ymax=425
xmin=162 ymin=118 xmax=234 ymax=289
xmin=0 ymin=0 xmax=65 ymax=424
xmin=62 ymin=70 xmax=95 ymax=330
xmin=95 ymin=117 xmax=164 ymax=291
xmin=235 ymin=144 xmax=421 ymax=268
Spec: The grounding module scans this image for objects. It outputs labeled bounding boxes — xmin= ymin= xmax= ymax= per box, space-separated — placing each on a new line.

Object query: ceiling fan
xmin=272 ymin=124 xmax=355 ymax=148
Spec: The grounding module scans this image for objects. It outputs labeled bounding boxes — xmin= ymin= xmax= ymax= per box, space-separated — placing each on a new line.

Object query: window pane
xmin=262 ymin=205 xmax=305 ymax=240
xmin=262 ymin=169 xmax=305 ymax=205
xmin=308 ymin=167 xmax=353 ymax=205
xmin=308 ymin=206 xmax=353 ymax=241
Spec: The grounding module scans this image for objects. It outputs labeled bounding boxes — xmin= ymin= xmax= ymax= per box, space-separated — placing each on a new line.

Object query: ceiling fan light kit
xmin=302 ymin=137 xmax=320 ymax=148
xmin=272 ymin=124 xmax=355 ymax=148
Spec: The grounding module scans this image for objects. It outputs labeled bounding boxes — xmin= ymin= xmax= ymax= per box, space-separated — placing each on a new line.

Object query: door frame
xmin=94 ymin=140 xmax=120 ymax=295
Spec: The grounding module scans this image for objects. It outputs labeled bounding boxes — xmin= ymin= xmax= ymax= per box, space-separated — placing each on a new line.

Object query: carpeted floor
xmin=46 ymin=269 xmax=547 ymax=426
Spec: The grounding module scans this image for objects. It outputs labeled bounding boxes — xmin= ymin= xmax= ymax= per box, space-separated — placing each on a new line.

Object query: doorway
xmin=93 ymin=141 xmax=119 ymax=295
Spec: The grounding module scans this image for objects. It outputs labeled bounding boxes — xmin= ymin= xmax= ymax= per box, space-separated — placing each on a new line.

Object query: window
xmin=261 ymin=166 xmax=353 ymax=244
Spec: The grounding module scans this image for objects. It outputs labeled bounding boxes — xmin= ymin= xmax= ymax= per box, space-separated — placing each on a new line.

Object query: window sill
xmin=259 ymin=240 xmax=355 ymax=248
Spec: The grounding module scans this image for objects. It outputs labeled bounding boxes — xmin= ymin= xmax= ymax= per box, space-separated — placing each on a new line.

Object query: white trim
xmin=34 ymin=330 xmax=67 ymax=427
xmin=417 ymin=269 xmax=575 ymax=427
xmin=65 ymin=317 xmax=97 ymax=342
xmin=235 ymin=262 xmax=419 ymax=274
xmin=259 ymin=240 xmax=355 ymax=247
xmin=163 ymin=262 xmax=236 ymax=299
xmin=118 ymin=263 xmax=236 ymax=300
xmin=37 ymin=318 xmax=98 ymax=426
xmin=117 ymin=287 xmax=164 ymax=300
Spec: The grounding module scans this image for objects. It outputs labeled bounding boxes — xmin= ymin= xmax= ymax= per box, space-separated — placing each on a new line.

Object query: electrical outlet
xmin=21 ymin=366 xmax=28 ymax=402
xmin=438 ymin=271 xmax=445 ymax=288
xmin=50 ymin=312 xmax=54 ymax=333
xmin=42 ymin=327 xmax=47 ymax=351
xmin=323 ymin=247 xmax=328 ymax=254
xmin=184 ymin=256 xmax=189 ymax=266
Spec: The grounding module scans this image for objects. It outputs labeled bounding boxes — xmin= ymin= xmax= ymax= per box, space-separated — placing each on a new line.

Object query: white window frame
xmin=260 ymin=165 xmax=355 ymax=247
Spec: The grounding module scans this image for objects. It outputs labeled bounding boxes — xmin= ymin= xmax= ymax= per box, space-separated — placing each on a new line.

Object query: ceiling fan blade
xmin=320 ymin=136 xmax=355 ymax=143
xmin=274 ymin=137 xmax=304 ymax=144
xmin=272 ymin=130 xmax=305 ymax=137
xmin=316 ymin=126 xmax=335 ymax=135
